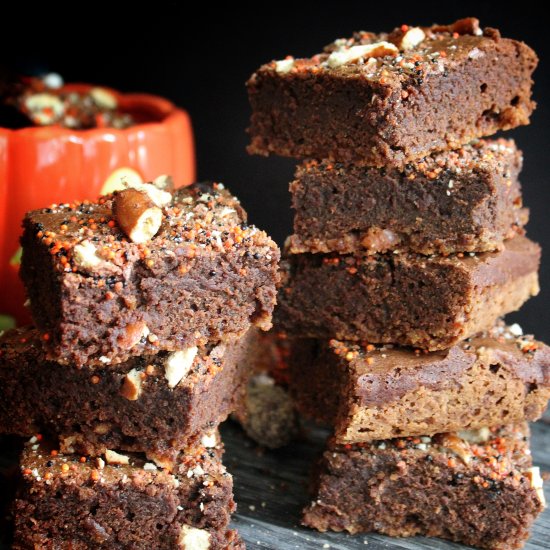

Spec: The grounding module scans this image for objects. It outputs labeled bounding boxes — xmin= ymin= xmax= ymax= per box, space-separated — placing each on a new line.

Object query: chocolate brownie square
xmin=248 ymin=18 xmax=537 ymax=167
xmin=19 ymin=181 xmax=279 ymax=366
xmin=289 ymin=139 xmax=527 ymax=256
xmin=303 ymin=424 xmax=545 ymax=549
xmin=277 ymin=236 xmax=540 ymax=351
xmin=0 ymin=326 xmax=253 ymax=468
xmin=290 ymin=323 xmax=550 ymax=442
xmin=13 ymin=435 xmax=243 ymax=549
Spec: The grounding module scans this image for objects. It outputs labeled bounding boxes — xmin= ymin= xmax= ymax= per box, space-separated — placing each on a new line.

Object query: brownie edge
xmin=13 ymin=436 xmax=241 ymax=550
xmin=19 ymin=182 xmax=280 ymax=366
xmin=303 ymin=424 xmax=545 ymax=549
xmin=248 ymin=19 xmax=537 ymax=167
xmin=289 ymin=139 xmax=527 ymax=256
xmin=289 ymin=324 xmax=550 ymax=442
xmin=277 ymin=236 xmax=540 ymax=351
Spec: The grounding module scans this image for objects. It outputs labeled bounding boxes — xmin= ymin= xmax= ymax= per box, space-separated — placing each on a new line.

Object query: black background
xmin=5 ymin=1 xmax=549 ymax=340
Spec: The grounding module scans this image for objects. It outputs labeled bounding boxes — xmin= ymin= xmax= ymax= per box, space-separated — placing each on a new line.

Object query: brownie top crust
xmin=251 ymin=18 xmax=537 ymax=90
xmin=329 ymin=322 xmax=550 ymax=407
xmin=23 ymin=181 xmax=276 ymax=280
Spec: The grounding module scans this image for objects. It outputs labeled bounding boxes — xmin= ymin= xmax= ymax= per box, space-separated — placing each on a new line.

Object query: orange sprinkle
xmin=91 ymin=375 xmax=100 ymax=384
xmin=22 ymin=468 xmax=32 ymax=475
xmin=50 ymin=450 xmax=58 ymax=457
xmin=90 ymin=470 xmax=100 ymax=481
xmin=80 ymin=457 xmax=87 ymax=463
xmin=61 ymin=464 xmax=70 ymax=473
xmin=42 ymin=333 xmax=50 ymax=342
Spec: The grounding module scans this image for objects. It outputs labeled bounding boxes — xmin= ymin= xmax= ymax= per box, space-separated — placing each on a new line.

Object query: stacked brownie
xmin=247 ymin=18 xmax=549 ymax=549
xmin=0 ymin=178 xmax=280 ymax=548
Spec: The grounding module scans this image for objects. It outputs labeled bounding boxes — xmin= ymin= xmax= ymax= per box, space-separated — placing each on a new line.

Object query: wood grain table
xmin=2 ymin=417 xmax=549 ymax=549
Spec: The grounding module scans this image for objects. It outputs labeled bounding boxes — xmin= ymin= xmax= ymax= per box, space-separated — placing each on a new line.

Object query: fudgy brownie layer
xmin=20 ymin=182 xmax=279 ymax=366
xmin=289 ymin=139 xmax=527 ymax=256
xmin=0 ymin=326 xmax=251 ymax=467
xmin=278 ymin=236 xmax=540 ymax=351
xmin=303 ymin=424 xmax=545 ymax=549
xmin=248 ymin=18 xmax=537 ymax=167
xmin=13 ymin=436 xmax=242 ymax=550
xmin=290 ymin=323 xmax=550 ymax=442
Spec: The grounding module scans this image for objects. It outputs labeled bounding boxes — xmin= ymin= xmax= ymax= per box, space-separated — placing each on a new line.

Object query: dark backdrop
xmin=5 ymin=1 xmax=549 ymax=339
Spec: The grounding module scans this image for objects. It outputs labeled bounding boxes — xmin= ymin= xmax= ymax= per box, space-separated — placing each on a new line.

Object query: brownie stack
xmin=247 ymin=17 xmax=550 ymax=549
xmin=0 ymin=179 xmax=280 ymax=548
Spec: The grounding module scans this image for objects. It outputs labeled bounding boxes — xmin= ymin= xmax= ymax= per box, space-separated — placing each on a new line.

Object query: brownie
xmin=13 ymin=436 xmax=244 ymax=549
xmin=289 ymin=139 xmax=527 ymax=256
xmin=277 ymin=236 xmax=540 ymax=351
xmin=247 ymin=18 xmax=538 ymax=167
xmin=19 ymin=181 xmax=280 ymax=366
xmin=0 ymin=326 xmax=252 ymax=468
xmin=302 ymin=424 xmax=545 ymax=549
xmin=290 ymin=323 xmax=550 ymax=442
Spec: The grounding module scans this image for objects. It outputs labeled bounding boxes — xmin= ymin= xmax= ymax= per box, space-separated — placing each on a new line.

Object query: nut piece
xmin=327 ymin=42 xmax=398 ymax=68
xmin=178 ymin=525 xmax=211 ymax=550
xmin=457 ymin=427 xmax=491 ymax=444
xmin=105 ymin=449 xmax=130 ymax=465
xmin=117 ymin=321 xmax=150 ymax=350
xmin=120 ymin=368 xmax=143 ymax=400
xmin=130 ymin=182 xmax=172 ymax=208
xmin=526 ymin=467 xmax=546 ymax=507
xmin=89 ymin=87 xmax=118 ymax=110
xmin=165 ymin=347 xmax=198 ymax=388
xmin=275 ymin=58 xmax=295 ymax=74
xmin=153 ymin=174 xmax=175 ymax=193
xmin=435 ymin=433 xmax=473 ymax=465
xmin=200 ymin=431 xmax=218 ymax=449
xmin=24 ymin=93 xmax=65 ymax=125
xmin=148 ymin=452 xmax=177 ymax=471
xmin=399 ymin=27 xmax=426 ymax=50
xmin=451 ymin=17 xmax=482 ymax=36
xmin=72 ymin=240 xmax=102 ymax=269
xmin=113 ymin=188 xmax=163 ymax=244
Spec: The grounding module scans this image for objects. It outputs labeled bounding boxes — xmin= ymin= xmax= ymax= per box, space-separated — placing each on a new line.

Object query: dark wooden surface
xmin=2 ymin=418 xmax=550 ymax=549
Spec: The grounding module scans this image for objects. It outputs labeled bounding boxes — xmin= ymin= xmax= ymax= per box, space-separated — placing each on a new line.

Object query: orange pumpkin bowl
xmin=0 ymin=84 xmax=195 ymax=325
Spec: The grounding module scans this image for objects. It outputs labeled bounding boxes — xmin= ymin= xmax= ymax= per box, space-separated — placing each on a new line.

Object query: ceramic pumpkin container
xmin=0 ymin=84 xmax=195 ymax=326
